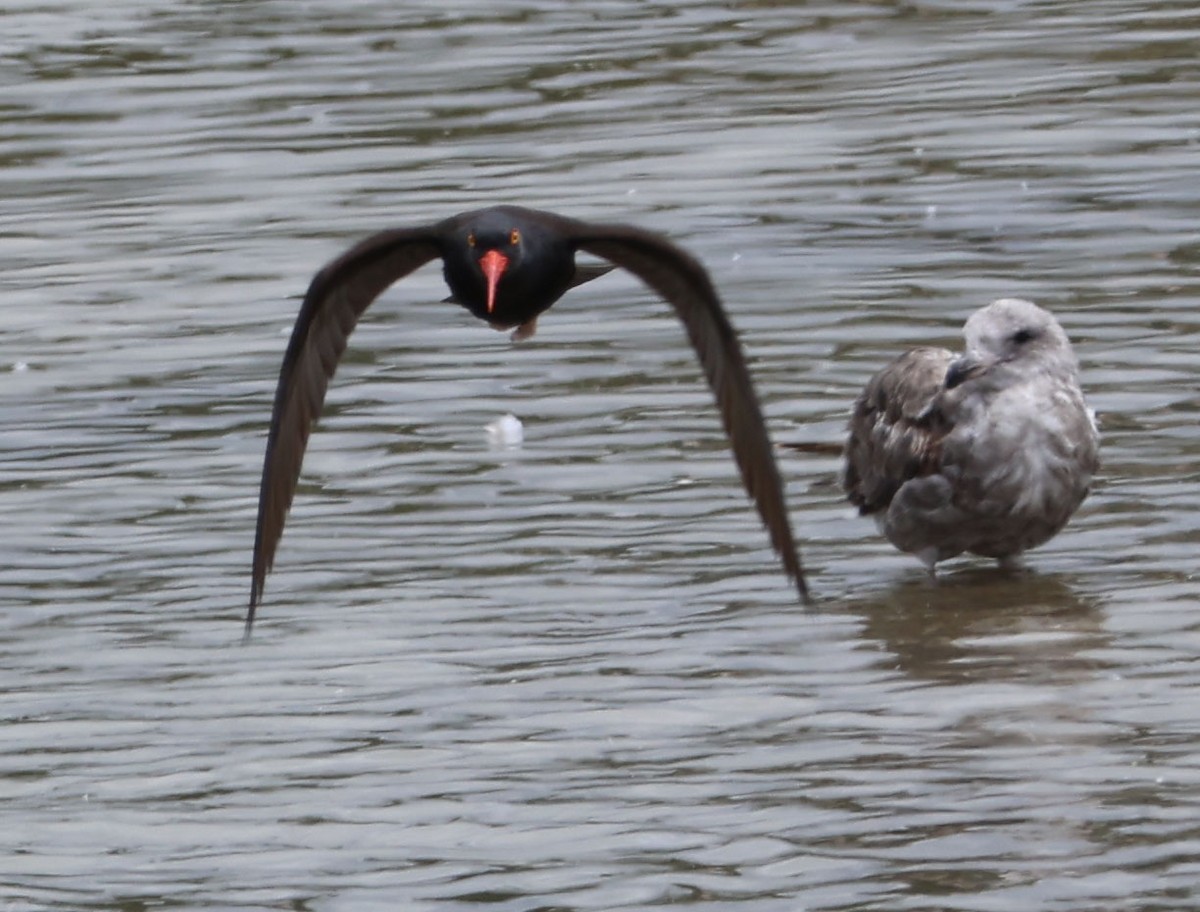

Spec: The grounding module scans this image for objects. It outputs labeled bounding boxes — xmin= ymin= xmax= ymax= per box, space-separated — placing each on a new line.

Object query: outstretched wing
xmin=556 ymin=218 xmax=808 ymax=601
xmin=842 ymin=346 xmax=953 ymax=515
xmin=247 ymin=227 xmax=442 ymax=637
xmin=566 ymin=261 xmax=616 ymax=290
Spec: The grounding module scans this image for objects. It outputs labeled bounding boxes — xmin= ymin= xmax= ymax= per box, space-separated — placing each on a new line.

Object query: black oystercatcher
xmin=843 ymin=298 xmax=1099 ymax=573
xmin=246 ymin=205 xmax=807 ymax=637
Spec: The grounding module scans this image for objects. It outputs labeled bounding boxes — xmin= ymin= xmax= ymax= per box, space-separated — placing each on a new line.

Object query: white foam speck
xmin=486 ymin=413 xmax=523 ymax=449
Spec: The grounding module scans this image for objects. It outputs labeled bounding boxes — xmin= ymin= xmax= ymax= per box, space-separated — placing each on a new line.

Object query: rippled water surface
xmin=3 ymin=1 xmax=1199 ymax=909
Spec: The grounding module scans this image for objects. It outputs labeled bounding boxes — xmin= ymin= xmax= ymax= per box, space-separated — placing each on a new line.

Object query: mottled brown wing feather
xmin=247 ymin=228 xmax=442 ymax=637
xmin=842 ymin=347 xmax=954 ymax=515
xmin=562 ymin=221 xmax=807 ymax=601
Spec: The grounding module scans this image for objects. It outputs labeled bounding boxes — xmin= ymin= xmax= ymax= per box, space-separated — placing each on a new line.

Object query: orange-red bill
xmin=478 ymin=249 xmax=509 ymax=314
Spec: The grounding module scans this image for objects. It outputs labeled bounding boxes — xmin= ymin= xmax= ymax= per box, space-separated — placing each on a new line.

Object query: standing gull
xmin=843 ymin=298 xmax=1099 ymax=573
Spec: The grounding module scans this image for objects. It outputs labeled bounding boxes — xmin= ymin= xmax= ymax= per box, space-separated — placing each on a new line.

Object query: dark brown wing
xmin=246 ymin=227 xmax=442 ymax=638
xmin=842 ymin=346 xmax=954 ymax=515
xmin=567 ymin=261 xmax=616 ymax=289
xmin=556 ymin=219 xmax=807 ymax=602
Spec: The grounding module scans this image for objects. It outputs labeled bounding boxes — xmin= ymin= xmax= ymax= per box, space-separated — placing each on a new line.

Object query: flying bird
xmin=245 ymin=205 xmax=807 ymax=637
xmin=843 ymin=298 xmax=1099 ymax=574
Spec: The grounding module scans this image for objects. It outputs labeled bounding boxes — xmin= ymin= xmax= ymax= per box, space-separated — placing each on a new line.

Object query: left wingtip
xmin=242 ymin=588 xmax=259 ymax=644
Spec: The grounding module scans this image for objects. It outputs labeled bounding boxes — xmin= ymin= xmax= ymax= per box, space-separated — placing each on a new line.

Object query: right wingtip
xmin=794 ymin=568 xmax=812 ymax=605
xmin=783 ymin=544 xmax=811 ymax=606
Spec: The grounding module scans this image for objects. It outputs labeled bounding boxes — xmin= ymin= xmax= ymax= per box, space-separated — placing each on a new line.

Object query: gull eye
xmin=1011 ymin=328 xmax=1036 ymax=345
xmin=467 ymin=233 xmax=476 ymax=248
xmin=509 ymin=229 xmax=521 ymax=245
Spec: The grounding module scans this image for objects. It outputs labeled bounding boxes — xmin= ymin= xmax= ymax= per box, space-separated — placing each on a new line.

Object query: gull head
xmin=945 ymin=298 xmax=1077 ymax=390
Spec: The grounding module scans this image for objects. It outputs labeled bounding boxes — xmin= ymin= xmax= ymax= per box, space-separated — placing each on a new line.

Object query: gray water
xmin=3 ymin=1 xmax=1199 ymax=909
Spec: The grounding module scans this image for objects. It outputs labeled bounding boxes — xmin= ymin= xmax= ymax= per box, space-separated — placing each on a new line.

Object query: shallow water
xmin=2 ymin=1 xmax=1199 ymax=909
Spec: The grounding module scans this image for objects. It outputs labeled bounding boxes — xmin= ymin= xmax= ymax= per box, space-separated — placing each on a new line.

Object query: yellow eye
xmin=509 ymin=229 xmax=521 ymax=245
xmin=467 ymin=233 xmax=476 ymax=247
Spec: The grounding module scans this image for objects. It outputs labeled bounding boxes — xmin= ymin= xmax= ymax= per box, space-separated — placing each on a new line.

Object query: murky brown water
xmin=3 ymin=1 xmax=1199 ymax=909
